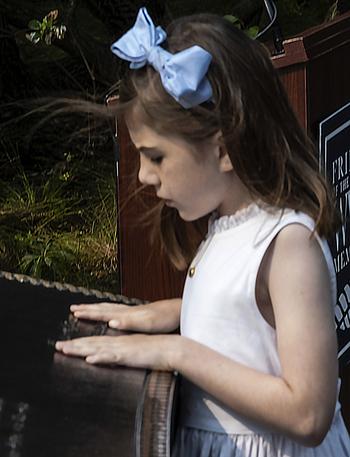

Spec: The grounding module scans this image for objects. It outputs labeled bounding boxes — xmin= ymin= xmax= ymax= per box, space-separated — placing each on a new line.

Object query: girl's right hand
xmin=70 ymin=298 xmax=181 ymax=334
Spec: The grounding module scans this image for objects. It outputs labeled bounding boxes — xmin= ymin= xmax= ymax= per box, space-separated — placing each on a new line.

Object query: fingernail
xmin=70 ymin=305 xmax=78 ymax=310
xmin=86 ymin=356 xmax=96 ymax=364
xmin=109 ymin=320 xmax=119 ymax=328
xmin=55 ymin=342 xmax=62 ymax=350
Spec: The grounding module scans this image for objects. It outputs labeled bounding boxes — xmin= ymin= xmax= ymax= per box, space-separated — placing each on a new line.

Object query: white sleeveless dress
xmin=172 ymin=203 xmax=350 ymax=457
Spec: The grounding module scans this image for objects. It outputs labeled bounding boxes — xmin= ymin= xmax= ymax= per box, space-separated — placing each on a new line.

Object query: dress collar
xmin=208 ymin=202 xmax=262 ymax=235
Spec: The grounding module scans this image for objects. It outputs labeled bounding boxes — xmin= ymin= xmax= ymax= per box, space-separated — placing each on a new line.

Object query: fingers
xmin=70 ymin=302 xmax=151 ymax=332
xmin=55 ymin=334 xmax=173 ymax=371
xmin=56 ymin=339 xmax=120 ymax=365
xmin=86 ymin=352 xmax=119 ymax=365
xmin=109 ymin=319 xmax=120 ymax=329
xmin=70 ymin=302 xmax=128 ymax=323
xmin=55 ymin=336 xmax=115 ymax=358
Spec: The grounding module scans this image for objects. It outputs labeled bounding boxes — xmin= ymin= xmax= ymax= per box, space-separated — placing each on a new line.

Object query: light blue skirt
xmin=171 ymin=412 xmax=350 ymax=457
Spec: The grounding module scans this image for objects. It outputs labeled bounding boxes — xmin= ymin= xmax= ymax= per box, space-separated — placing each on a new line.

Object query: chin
xmin=176 ymin=209 xmax=192 ymax=221
xmin=177 ymin=209 xmax=208 ymax=222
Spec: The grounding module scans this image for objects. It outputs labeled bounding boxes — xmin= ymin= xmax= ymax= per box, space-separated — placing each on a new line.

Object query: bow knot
xmin=146 ymin=45 xmax=168 ymax=71
xmin=111 ymin=7 xmax=213 ymax=109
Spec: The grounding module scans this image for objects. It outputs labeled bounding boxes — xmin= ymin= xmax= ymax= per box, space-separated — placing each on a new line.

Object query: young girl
xmin=55 ymin=7 xmax=350 ymax=456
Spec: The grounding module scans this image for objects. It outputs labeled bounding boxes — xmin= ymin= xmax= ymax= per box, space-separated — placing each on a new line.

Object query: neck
xmin=217 ymin=174 xmax=255 ymax=217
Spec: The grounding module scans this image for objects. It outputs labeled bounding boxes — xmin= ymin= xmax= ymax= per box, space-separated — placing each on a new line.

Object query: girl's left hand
xmin=55 ymin=334 xmax=178 ymax=371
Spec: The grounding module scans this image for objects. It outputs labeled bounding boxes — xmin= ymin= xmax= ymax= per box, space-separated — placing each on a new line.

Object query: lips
xmin=157 ymin=194 xmax=175 ymax=207
xmin=157 ymin=194 xmax=170 ymax=203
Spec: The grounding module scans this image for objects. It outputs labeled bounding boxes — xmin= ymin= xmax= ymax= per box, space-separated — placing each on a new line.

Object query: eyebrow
xmin=137 ymin=146 xmax=162 ymax=155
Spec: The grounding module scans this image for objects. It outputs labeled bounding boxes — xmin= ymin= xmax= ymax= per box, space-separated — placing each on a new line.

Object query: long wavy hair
xmin=111 ymin=13 xmax=339 ymax=270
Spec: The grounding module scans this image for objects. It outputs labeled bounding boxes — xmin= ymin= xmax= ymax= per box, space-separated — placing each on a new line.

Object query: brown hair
xmin=113 ymin=14 xmax=339 ymax=270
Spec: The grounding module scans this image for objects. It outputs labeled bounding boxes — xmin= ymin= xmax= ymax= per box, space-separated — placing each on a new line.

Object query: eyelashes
xmin=150 ymin=156 xmax=163 ymax=164
xmin=138 ymin=147 xmax=164 ymax=165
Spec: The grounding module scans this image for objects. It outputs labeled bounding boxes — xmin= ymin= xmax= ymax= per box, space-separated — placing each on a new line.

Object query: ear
xmin=219 ymin=147 xmax=234 ymax=172
xmin=212 ymin=131 xmax=233 ymax=173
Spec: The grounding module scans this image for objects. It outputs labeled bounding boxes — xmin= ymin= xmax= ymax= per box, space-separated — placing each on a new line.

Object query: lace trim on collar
xmin=208 ymin=202 xmax=262 ymax=235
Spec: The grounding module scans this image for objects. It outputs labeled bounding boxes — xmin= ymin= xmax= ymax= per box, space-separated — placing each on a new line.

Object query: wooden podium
xmin=116 ymin=11 xmax=350 ymax=302
xmin=272 ymin=10 xmax=350 ymax=134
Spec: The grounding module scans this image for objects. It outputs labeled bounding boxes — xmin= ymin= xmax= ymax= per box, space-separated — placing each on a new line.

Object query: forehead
xmin=124 ymin=105 xmax=218 ymax=166
xmin=125 ymin=107 xmax=159 ymax=147
xmin=126 ymin=116 xmax=162 ymax=149
xmin=125 ymin=108 xmax=196 ymax=154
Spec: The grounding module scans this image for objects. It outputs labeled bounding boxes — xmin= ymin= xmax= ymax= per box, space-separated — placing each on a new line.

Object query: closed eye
xmin=136 ymin=147 xmax=164 ymax=165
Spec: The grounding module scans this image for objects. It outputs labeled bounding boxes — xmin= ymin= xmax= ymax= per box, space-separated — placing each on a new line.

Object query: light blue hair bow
xmin=110 ymin=7 xmax=213 ymax=109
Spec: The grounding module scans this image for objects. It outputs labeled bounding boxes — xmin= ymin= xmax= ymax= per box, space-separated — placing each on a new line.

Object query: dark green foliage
xmin=0 ymin=149 xmax=119 ymax=293
xmin=26 ymin=9 xmax=66 ymax=45
xmin=166 ymin=1 xmax=341 ymax=37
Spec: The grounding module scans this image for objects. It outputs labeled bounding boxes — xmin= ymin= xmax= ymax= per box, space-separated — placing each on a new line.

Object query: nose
xmin=138 ymin=155 xmax=160 ymax=187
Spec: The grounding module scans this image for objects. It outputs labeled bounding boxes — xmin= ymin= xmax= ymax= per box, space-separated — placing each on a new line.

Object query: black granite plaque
xmin=319 ymin=101 xmax=350 ymax=365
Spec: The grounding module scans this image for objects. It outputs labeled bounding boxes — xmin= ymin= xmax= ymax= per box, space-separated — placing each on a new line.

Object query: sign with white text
xmin=319 ymin=101 xmax=350 ymax=366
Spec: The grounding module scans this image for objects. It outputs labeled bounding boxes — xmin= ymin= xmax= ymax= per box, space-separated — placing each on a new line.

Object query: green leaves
xmin=28 ymin=20 xmax=41 ymax=31
xmin=0 ymin=156 xmax=118 ymax=291
xmin=26 ymin=9 xmax=67 ymax=46
xmin=18 ymin=236 xmax=75 ymax=278
xmin=246 ymin=26 xmax=259 ymax=39
xmin=224 ymin=14 xmax=259 ymax=39
xmin=326 ymin=1 xmax=340 ymax=21
xmin=224 ymin=15 xmax=241 ymax=27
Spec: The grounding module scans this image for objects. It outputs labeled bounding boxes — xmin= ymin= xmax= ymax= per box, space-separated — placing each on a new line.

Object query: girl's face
xmin=126 ymin=111 xmax=252 ymax=221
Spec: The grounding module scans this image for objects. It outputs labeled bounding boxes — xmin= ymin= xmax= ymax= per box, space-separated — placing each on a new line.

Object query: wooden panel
xmin=308 ymin=43 xmax=350 ymax=134
xmin=272 ymin=10 xmax=350 ymax=69
xmin=273 ymin=10 xmax=350 ymax=134
xmin=272 ymin=37 xmax=308 ymax=69
xmin=277 ymin=64 xmax=307 ymax=128
xmin=302 ymin=10 xmax=350 ymax=60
